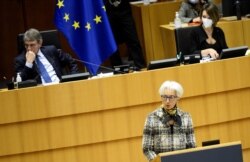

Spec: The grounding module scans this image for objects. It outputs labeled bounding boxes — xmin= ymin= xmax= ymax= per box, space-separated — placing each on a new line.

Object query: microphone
xmin=168 ymin=119 xmax=174 ymax=134
xmin=235 ymin=0 xmax=241 ymax=20
xmin=170 ymin=125 xmax=174 ymax=134
xmin=175 ymin=28 xmax=184 ymax=65
xmin=72 ymin=58 xmax=135 ymax=75
xmin=73 ymin=58 xmax=115 ymax=74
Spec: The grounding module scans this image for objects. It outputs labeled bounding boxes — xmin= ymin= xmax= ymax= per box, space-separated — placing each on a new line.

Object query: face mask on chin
xmin=189 ymin=0 xmax=199 ymax=4
xmin=202 ymin=17 xmax=213 ymax=28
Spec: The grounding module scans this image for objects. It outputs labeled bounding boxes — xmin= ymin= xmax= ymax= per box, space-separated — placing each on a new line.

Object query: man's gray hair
xmin=159 ymin=80 xmax=184 ymax=97
xmin=23 ymin=28 xmax=43 ymax=42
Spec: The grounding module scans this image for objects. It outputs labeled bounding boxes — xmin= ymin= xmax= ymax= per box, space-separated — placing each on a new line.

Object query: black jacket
xmin=190 ymin=25 xmax=228 ymax=55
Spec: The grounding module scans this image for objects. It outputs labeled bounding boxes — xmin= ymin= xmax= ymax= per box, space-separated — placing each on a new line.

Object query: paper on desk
xmin=130 ymin=0 xmax=157 ymax=4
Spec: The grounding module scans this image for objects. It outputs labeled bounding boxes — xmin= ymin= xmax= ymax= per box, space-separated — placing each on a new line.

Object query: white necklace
xmin=109 ymin=0 xmax=121 ymax=7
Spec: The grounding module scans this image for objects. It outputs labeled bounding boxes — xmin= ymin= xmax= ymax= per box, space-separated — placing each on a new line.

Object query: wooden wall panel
xmin=22 ymin=0 xmax=56 ymax=30
xmin=0 ymin=0 xmax=25 ymax=82
xmin=181 ymin=88 xmax=250 ymax=127
xmin=1 ymin=88 xmax=249 ymax=156
xmin=217 ymin=20 xmax=245 ymax=48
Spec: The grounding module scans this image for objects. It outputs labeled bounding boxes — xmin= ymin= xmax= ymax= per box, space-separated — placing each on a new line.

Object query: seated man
xmin=15 ymin=28 xmax=78 ymax=84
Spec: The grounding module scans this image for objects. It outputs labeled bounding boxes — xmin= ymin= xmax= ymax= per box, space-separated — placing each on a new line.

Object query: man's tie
xmin=36 ymin=55 xmax=52 ymax=83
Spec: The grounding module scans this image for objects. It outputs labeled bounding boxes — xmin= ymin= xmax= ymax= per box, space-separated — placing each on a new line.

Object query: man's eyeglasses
xmin=161 ymin=95 xmax=178 ymax=101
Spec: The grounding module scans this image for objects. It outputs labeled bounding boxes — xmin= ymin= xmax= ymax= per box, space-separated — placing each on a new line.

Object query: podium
xmin=153 ymin=141 xmax=243 ymax=162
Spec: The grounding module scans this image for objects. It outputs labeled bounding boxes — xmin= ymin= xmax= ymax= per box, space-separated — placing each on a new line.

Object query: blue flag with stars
xmin=54 ymin=0 xmax=117 ymax=75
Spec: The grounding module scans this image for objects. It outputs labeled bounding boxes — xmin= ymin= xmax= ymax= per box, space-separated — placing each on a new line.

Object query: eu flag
xmin=54 ymin=0 xmax=117 ymax=75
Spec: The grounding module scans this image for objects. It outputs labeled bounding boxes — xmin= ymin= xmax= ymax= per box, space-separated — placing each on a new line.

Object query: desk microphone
xmin=235 ymin=0 xmax=241 ymax=20
xmin=72 ymin=58 xmax=129 ymax=75
xmin=175 ymin=28 xmax=184 ymax=64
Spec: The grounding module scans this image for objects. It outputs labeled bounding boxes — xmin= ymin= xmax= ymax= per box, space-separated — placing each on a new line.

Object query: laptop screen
xmin=219 ymin=46 xmax=248 ymax=60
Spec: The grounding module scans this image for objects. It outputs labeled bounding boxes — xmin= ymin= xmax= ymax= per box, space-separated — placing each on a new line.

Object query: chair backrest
xmin=17 ymin=29 xmax=61 ymax=53
xmin=175 ymin=26 xmax=198 ymax=60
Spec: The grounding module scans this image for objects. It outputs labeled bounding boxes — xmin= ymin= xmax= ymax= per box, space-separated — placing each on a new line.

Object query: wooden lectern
xmin=153 ymin=141 xmax=243 ymax=162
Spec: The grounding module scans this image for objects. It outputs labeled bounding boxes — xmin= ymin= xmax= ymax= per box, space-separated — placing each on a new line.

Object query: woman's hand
xmin=201 ymin=48 xmax=219 ymax=60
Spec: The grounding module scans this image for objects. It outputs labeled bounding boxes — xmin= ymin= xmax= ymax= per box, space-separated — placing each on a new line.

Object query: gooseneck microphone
xmin=169 ymin=119 xmax=174 ymax=134
xmin=235 ymin=0 xmax=241 ymax=20
xmin=72 ymin=58 xmax=116 ymax=74
xmin=72 ymin=58 xmax=134 ymax=75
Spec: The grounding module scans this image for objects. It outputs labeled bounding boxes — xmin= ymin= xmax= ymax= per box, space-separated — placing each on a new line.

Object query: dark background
xmin=0 ymin=0 xmax=88 ymax=86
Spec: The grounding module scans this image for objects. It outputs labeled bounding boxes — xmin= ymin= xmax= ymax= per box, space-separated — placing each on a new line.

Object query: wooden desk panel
xmin=0 ymin=57 xmax=250 ymax=162
xmin=217 ymin=20 xmax=245 ymax=47
xmin=160 ymin=24 xmax=177 ymax=58
xmin=1 ymin=57 xmax=250 ymax=125
xmin=131 ymin=1 xmax=181 ymax=63
xmin=242 ymin=19 xmax=250 ymax=47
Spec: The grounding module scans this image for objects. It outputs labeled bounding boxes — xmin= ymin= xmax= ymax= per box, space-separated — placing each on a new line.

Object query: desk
xmin=0 ymin=56 xmax=250 ymax=162
xmin=160 ymin=19 xmax=250 ymax=58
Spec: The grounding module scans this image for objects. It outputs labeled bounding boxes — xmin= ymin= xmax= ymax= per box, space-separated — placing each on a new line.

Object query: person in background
xmin=104 ymin=0 xmax=146 ymax=70
xmin=142 ymin=80 xmax=196 ymax=161
xmin=178 ymin=0 xmax=209 ymax=23
xmin=189 ymin=3 xmax=228 ymax=60
xmin=15 ymin=28 xmax=78 ymax=84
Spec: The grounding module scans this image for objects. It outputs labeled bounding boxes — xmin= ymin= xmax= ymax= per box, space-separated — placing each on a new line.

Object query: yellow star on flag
xmin=85 ymin=22 xmax=91 ymax=31
xmin=57 ymin=0 xmax=64 ymax=9
xmin=94 ymin=15 xmax=102 ymax=24
xmin=72 ymin=21 xmax=80 ymax=30
xmin=63 ymin=13 xmax=70 ymax=22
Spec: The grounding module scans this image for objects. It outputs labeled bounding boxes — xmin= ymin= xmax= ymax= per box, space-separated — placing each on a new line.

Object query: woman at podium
xmin=142 ymin=80 xmax=196 ymax=161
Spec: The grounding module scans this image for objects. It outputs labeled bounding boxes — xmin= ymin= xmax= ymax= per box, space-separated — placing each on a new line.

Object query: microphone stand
xmin=73 ymin=58 xmax=129 ymax=75
xmin=235 ymin=0 xmax=241 ymax=20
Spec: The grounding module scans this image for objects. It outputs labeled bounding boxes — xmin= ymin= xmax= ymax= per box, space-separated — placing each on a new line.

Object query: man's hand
xmin=26 ymin=51 xmax=36 ymax=63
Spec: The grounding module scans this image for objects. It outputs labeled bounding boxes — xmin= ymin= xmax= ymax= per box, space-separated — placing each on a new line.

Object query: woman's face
xmin=161 ymin=89 xmax=179 ymax=110
xmin=202 ymin=10 xmax=213 ymax=28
